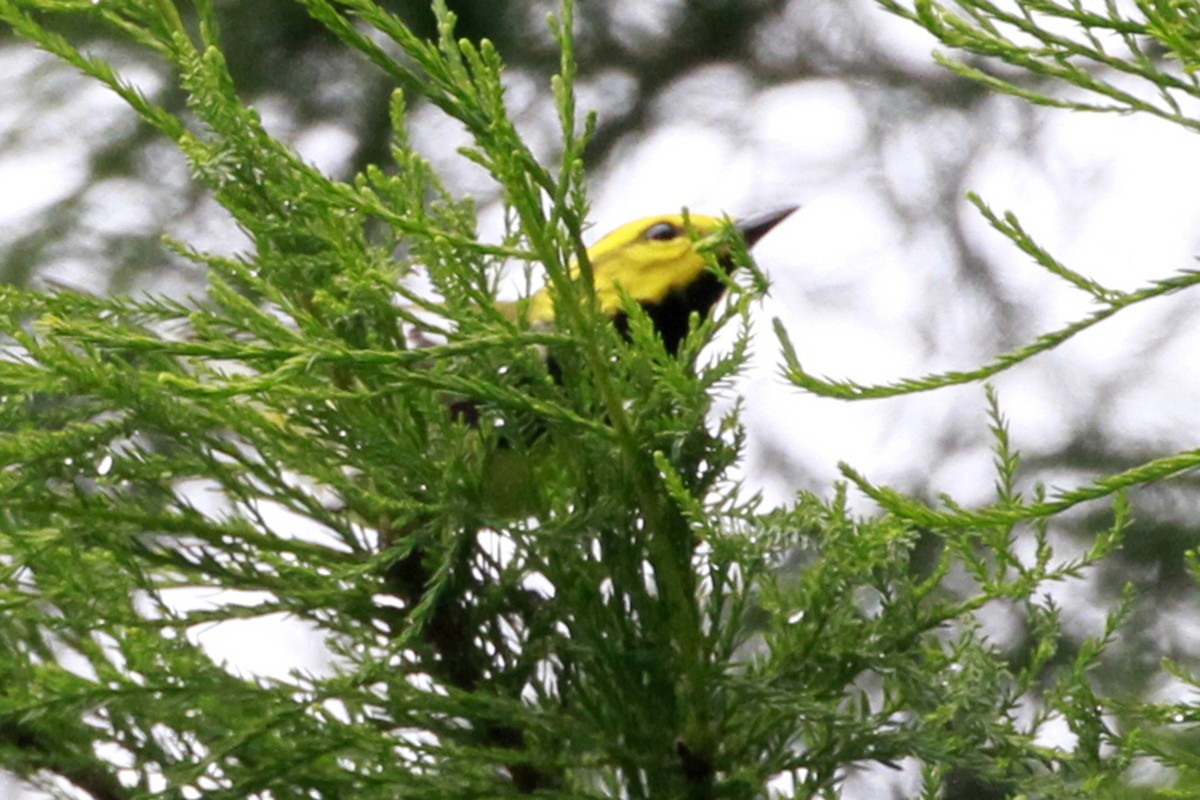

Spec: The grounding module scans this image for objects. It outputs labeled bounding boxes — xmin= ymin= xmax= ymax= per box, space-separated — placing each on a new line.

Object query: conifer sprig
xmin=0 ymin=0 xmax=1195 ymax=797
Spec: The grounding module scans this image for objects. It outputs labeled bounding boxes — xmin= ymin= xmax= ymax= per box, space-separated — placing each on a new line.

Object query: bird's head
xmin=525 ymin=207 xmax=795 ymax=332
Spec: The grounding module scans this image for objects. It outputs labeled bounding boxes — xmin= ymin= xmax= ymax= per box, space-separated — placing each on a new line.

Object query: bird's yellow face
xmin=524 ymin=213 xmax=727 ymax=326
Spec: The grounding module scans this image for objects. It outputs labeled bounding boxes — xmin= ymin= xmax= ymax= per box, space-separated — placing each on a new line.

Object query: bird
xmin=455 ymin=207 xmax=796 ymax=513
xmin=504 ymin=207 xmax=796 ymax=356
xmin=383 ymin=208 xmax=798 ymax=780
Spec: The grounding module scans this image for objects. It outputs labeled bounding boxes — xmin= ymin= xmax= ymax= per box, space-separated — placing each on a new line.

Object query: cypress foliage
xmin=0 ymin=1 xmax=1197 ymax=798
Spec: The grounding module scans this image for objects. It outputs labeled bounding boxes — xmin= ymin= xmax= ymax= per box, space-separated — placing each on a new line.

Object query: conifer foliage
xmin=1 ymin=1 xmax=1199 ymax=798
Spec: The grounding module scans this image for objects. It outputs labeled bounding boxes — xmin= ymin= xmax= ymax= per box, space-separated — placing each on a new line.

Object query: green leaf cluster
xmin=0 ymin=1 xmax=1197 ymax=798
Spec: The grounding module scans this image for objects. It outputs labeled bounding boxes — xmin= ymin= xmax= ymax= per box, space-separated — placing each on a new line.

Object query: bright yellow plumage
xmin=517 ymin=208 xmax=794 ymax=355
xmin=524 ymin=214 xmax=727 ymax=325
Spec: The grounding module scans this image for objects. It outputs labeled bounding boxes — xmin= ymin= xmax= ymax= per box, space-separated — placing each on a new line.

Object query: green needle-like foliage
xmin=0 ymin=1 xmax=1198 ymax=799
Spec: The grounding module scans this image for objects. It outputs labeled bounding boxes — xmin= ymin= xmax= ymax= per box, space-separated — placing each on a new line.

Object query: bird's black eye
xmin=643 ymin=221 xmax=681 ymax=241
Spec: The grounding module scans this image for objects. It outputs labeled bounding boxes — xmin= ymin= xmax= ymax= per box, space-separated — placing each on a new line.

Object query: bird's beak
xmin=735 ymin=206 xmax=798 ymax=247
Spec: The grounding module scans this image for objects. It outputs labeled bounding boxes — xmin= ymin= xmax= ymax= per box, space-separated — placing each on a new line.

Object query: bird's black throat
xmin=612 ymin=269 xmax=727 ymax=356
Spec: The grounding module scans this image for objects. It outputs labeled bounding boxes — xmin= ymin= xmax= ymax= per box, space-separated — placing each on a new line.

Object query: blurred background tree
xmin=3 ymin=0 xmax=1200 ymax=797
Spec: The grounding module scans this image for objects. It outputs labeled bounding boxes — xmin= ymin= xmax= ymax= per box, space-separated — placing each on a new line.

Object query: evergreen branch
xmin=841 ymin=447 xmax=1187 ymax=529
xmin=881 ymin=0 xmax=1200 ymax=128
xmin=968 ymin=193 xmax=1122 ymax=303
xmin=2 ymin=0 xmax=1184 ymax=795
xmin=0 ymin=718 xmax=126 ymax=800
xmin=777 ymin=267 xmax=1200 ymax=399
